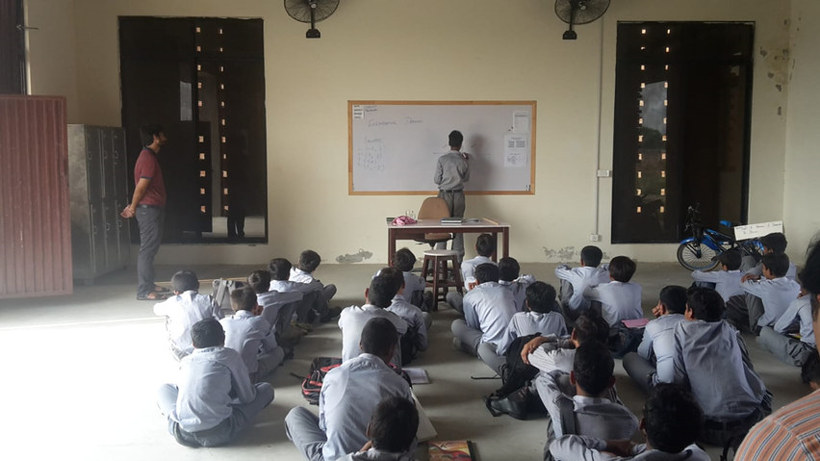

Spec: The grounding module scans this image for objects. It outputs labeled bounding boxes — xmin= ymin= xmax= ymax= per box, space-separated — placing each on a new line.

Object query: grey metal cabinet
xmin=69 ymin=125 xmax=130 ymax=284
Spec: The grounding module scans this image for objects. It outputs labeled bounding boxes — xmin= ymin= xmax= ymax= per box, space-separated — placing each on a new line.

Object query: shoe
xmin=320 ymin=306 xmax=342 ymax=323
xmin=137 ymin=291 xmax=167 ymax=301
xmin=153 ymin=285 xmax=171 ymax=293
xmin=452 ymin=337 xmax=463 ymax=351
xmin=485 ymin=389 xmax=530 ymax=420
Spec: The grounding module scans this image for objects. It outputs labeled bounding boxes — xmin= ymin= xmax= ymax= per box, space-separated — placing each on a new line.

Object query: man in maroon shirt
xmin=121 ymin=124 xmax=169 ymax=300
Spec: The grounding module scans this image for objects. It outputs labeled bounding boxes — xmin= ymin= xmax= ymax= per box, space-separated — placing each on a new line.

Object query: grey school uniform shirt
xmin=636 ymin=313 xmax=686 ymax=385
xmin=339 ymin=304 xmax=408 ymax=364
xmin=550 ymin=435 xmax=710 ymax=461
xmin=434 ymin=150 xmax=469 ymax=191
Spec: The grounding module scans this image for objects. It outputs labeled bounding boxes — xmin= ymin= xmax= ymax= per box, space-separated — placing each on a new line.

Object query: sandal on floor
xmin=137 ymin=291 xmax=167 ymax=301
xmin=153 ymin=285 xmax=171 ymax=293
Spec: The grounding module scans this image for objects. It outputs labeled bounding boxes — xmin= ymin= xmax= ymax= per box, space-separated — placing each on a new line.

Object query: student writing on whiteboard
xmin=433 ymin=130 xmax=470 ymax=261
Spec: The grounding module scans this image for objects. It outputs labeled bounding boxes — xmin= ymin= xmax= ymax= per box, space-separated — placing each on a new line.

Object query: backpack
xmin=301 ymin=357 xmax=343 ymax=405
xmin=496 ymin=333 xmax=541 ymax=398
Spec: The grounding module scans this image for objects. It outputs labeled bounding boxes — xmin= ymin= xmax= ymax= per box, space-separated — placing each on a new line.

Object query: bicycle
xmin=676 ymin=204 xmax=761 ymax=271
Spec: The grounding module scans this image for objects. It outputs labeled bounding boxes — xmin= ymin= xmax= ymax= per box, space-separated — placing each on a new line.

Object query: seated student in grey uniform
xmin=268 ymin=257 xmax=322 ymax=327
xmin=153 ymin=270 xmax=223 ymax=360
xmin=522 ymin=311 xmax=610 ymax=375
xmin=247 ymin=269 xmax=303 ymax=340
xmin=290 ymin=249 xmax=341 ymax=322
xmin=285 ymin=318 xmax=414 ymax=461
xmin=549 ymin=383 xmax=710 ymax=461
xmin=728 ymin=253 xmax=801 ymax=335
xmin=758 ymin=285 xmax=817 ymax=366
xmin=339 ymin=396 xmax=419 ymax=461
xmin=664 ymin=287 xmax=771 ymax=448
xmin=380 ymin=267 xmax=430 ymax=354
xmin=582 ymin=256 xmax=643 ymax=331
xmin=536 ymin=341 xmax=639 ymax=460
xmin=391 ymin=247 xmax=430 ymax=311
xmin=451 ymin=263 xmax=516 ymax=357
xmin=479 ymin=281 xmax=567 ymax=375
xmin=220 ymin=287 xmax=285 ymax=382
xmin=446 ymin=233 xmax=498 ymax=314
xmin=691 ymin=247 xmax=744 ymax=302
xmin=157 ymin=318 xmax=274 ymax=447
xmin=554 ymin=245 xmax=610 ymax=322
xmin=498 ymin=256 xmax=537 ymax=313
xmin=740 ymin=232 xmax=798 ymax=279
xmin=622 ymin=285 xmax=688 ymax=395
xmin=339 ymin=270 xmax=408 ymax=366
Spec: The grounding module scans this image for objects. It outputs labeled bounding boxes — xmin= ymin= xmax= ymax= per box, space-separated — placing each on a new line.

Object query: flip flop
xmin=153 ymin=285 xmax=171 ymax=293
xmin=137 ymin=291 xmax=167 ymax=301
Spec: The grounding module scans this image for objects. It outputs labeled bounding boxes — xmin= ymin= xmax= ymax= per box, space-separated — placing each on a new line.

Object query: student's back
xmin=154 ymin=272 xmax=222 ymax=359
xmin=555 ymin=246 xmax=610 ymax=313
xmin=386 ymin=294 xmax=429 ymax=352
xmin=583 ymin=256 xmax=642 ymax=328
xmin=464 ymin=280 xmax=516 ymax=348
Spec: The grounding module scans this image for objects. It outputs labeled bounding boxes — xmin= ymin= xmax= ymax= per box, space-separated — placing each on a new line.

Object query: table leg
xmin=387 ymin=229 xmax=396 ymax=266
xmin=502 ymin=228 xmax=510 ymax=259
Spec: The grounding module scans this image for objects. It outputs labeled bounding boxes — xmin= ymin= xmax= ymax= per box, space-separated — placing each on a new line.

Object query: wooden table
xmin=387 ymin=218 xmax=510 ymax=265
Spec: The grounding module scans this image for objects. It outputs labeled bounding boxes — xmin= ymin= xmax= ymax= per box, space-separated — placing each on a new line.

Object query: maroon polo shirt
xmin=133 ymin=147 xmax=167 ymax=207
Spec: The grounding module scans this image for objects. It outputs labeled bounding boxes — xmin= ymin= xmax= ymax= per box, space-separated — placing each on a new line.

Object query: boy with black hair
xmin=341 ymin=396 xmax=419 ymax=460
xmin=666 ymin=287 xmax=771 ymax=448
xmin=691 ymin=247 xmax=744 ymax=302
xmin=157 ymin=318 xmax=274 ymax=447
xmin=728 ymin=253 xmax=801 ymax=334
xmin=498 ymin=256 xmax=537 ymax=313
xmin=555 ymin=245 xmax=610 ymax=320
xmin=290 ymin=249 xmax=341 ymax=322
xmin=247 ymin=269 xmax=303 ymax=337
xmin=154 ymin=270 xmax=222 ymax=360
xmin=381 ymin=267 xmax=430 ymax=361
xmin=523 ymin=311 xmax=611 ymax=375
xmin=392 ymin=247 xmax=428 ymax=310
xmin=268 ymin=257 xmax=323 ymax=327
xmin=285 ymin=318 xmax=414 ymax=461
xmin=741 ymin=232 xmax=797 ymax=279
xmin=220 ymin=286 xmax=285 ymax=382
xmin=451 ymin=262 xmax=516 ymax=357
xmin=479 ymin=281 xmax=567 ymax=374
xmin=446 ymin=233 xmax=497 ymax=314
xmin=549 ymin=383 xmax=709 ymax=460
xmin=758 ymin=287 xmax=816 ymax=366
xmin=583 ymin=256 xmax=642 ymax=329
xmin=339 ymin=271 xmax=408 ymax=365
xmin=623 ymin=285 xmax=688 ymax=394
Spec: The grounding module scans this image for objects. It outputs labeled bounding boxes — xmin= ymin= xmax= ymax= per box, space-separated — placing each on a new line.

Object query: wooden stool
xmin=421 ymin=249 xmax=464 ymax=308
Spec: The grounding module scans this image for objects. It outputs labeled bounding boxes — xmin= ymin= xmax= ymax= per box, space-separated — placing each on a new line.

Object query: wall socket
xmin=589 ymin=234 xmax=601 ymax=242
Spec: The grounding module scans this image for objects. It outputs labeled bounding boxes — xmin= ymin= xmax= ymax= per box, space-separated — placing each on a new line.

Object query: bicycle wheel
xmin=677 ymin=242 xmax=720 ymax=271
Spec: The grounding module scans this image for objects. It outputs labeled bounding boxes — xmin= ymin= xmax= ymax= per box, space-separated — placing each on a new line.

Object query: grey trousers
xmin=477 ymin=342 xmax=505 ymax=375
xmin=757 ymin=326 xmax=816 ymax=366
xmin=157 ymin=382 xmax=274 ymax=447
xmin=436 ymin=190 xmax=465 ymax=259
xmin=446 ymin=291 xmax=465 ymax=314
xmin=255 ymin=346 xmax=286 ymax=381
xmin=451 ymin=319 xmax=482 ymax=356
xmin=284 ymin=406 xmax=326 ymax=461
xmin=622 ymin=352 xmax=655 ymax=395
xmin=136 ymin=206 xmax=164 ymax=297
xmin=725 ymin=294 xmax=765 ymax=334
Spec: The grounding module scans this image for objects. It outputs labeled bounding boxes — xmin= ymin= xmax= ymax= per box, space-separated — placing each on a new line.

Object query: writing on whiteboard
xmin=356 ymin=138 xmax=386 ymax=172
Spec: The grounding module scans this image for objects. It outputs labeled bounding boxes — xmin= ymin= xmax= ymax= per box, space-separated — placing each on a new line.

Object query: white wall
xmin=25 ymin=0 xmax=802 ymax=266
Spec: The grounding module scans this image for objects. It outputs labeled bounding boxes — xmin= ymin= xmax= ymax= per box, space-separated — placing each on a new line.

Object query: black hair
xmin=526 ymin=281 xmax=557 ymax=314
xmin=800 ymin=240 xmax=820 ymax=320
xmin=474 ymin=263 xmax=500 ymax=284
xmin=475 ymin=233 xmax=497 ymax=257
xmin=573 ymin=312 xmax=610 ymax=344
xmin=268 ymin=258 xmax=292 ymax=281
xmin=609 ymin=256 xmax=636 ymax=283
xmin=760 ymin=232 xmax=788 ymax=254
xmin=448 ymin=130 xmax=463 ymax=149
xmin=498 ymin=257 xmax=521 ymax=282
xmin=369 ymin=272 xmax=401 ymax=308
xmin=643 ymin=383 xmax=703 ymax=453
xmin=360 ymin=317 xmax=399 ymax=357
xmin=379 ymin=266 xmax=405 ymax=293
xmin=573 ymin=341 xmax=614 ymax=396
xmin=140 ymin=124 xmax=164 ymax=146
xmin=298 ymin=250 xmax=322 ymax=273
xmin=191 ymin=318 xmax=225 ymax=349
xmin=659 ymin=285 xmax=688 ymax=315
xmin=247 ymin=270 xmax=271 ymax=294
xmin=171 ymin=270 xmax=199 ymax=293
xmin=762 ymin=253 xmax=790 ymax=278
xmin=801 ymin=353 xmax=820 ymax=385
xmin=716 ymin=248 xmax=742 ymax=270
xmin=393 ymin=248 xmax=417 ymax=272
xmin=686 ymin=287 xmax=725 ymax=322
xmin=230 ymin=286 xmax=257 ymax=312
xmin=580 ymin=245 xmax=603 ymax=267
xmin=369 ymin=396 xmax=419 ymax=453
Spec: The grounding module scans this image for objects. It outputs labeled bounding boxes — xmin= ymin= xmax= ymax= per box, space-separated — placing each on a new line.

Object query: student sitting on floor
xmin=549 ymin=383 xmax=709 ymax=461
xmin=582 ymin=256 xmax=642 ymax=330
xmin=451 ymin=263 xmax=516 ymax=357
xmin=665 ymin=287 xmax=771 ymax=449
xmin=555 ymin=245 xmax=610 ymax=321
xmin=758 ymin=286 xmax=817 ymax=366
xmin=220 ymin=286 xmax=285 ymax=382
xmin=290 ymin=249 xmax=341 ymax=322
xmin=247 ymin=269 xmax=303 ymax=338
xmin=522 ymin=311 xmax=611 ymax=375
xmin=446 ymin=233 xmax=498 ymax=314
xmin=381 ymin=267 xmax=430 ymax=363
xmin=622 ymin=285 xmax=688 ymax=394
xmin=339 ymin=270 xmax=408 ymax=366
xmin=268 ymin=257 xmax=322 ymax=327
xmin=691 ymin=247 xmax=744 ymax=302
xmin=479 ymin=281 xmax=567 ymax=374
xmin=740 ymin=232 xmax=797 ymax=279
xmin=339 ymin=396 xmax=419 ymax=461
xmin=391 ymin=247 xmax=430 ymax=311
xmin=285 ymin=318 xmax=414 ymax=461
xmin=498 ymin=256 xmax=537 ymax=313
xmin=157 ymin=318 xmax=274 ymax=447
xmin=728 ymin=253 xmax=801 ymax=335
xmin=153 ymin=270 xmax=222 ymax=360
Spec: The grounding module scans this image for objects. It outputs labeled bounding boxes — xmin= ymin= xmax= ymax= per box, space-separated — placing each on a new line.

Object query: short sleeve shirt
xmin=134 ymin=147 xmax=166 ymax=206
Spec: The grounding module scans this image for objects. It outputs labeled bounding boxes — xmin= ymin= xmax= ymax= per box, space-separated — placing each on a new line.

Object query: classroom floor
xmin=0 ymin=261 xmax=810 ymax=460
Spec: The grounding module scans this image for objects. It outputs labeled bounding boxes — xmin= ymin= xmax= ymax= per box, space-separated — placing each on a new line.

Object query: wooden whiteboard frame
xmin=348 ymin=100 xmax=536 ymax=195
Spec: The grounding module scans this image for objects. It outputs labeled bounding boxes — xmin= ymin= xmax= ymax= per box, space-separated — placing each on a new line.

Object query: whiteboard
xmin=348 ymin=101 xmax=536 ymax=195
